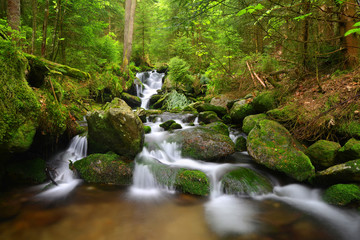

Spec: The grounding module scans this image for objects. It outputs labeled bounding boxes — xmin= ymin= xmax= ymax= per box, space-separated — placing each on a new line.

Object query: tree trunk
xmin=51 ymin=0 xmax=61 ymax=61
xmin=302 ymin=0 xmax=311 ymax=70
xmin=41 ymin=0 xmax=49 ymax=57
xmin=122 ymin=0 xmax=137 ymax=68
xmin=7 ymin=0 xmax=20 ymax=31
xmin=339 ymin=0 xmax=359 ymax=68
xmin=31 ymin=0 xmax=37 ymax=54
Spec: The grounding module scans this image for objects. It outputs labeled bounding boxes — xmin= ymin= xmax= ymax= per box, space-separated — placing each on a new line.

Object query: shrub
xmin=168 ymin=57 xmax=193 ymax=89
xmin=165 ymin=90 xmax=192 ymax=110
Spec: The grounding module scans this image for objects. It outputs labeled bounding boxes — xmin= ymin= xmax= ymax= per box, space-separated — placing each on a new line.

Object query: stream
xmin=0 ymin=71 xmax=359 ymax=240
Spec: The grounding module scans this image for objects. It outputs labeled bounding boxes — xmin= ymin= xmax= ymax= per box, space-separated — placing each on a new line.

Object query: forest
xmin=0 ymin=0 xmax=360 ymax=239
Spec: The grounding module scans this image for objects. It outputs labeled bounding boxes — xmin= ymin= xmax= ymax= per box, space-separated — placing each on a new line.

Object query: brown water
xmin=0 ymin=183 xmax=348 ymax=240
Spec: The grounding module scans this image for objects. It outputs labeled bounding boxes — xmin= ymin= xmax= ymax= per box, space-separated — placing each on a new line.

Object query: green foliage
xmin=168 ymin=57 xmax=193 ymax=89
xmin=165 ymin=90 xmax=192 ymax=110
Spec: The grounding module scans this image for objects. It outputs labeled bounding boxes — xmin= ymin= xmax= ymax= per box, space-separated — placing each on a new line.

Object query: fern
xmin=165 ymin=90 xmax=191 ymax=110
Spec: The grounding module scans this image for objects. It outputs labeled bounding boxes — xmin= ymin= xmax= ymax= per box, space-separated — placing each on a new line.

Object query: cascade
xmin=35 ymin=135 xmax=87 ymax=200
xmin=135 ymin=71 xmax=164 ymax=109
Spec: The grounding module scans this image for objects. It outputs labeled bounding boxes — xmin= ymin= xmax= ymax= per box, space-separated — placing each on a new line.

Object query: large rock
xmin=336 ymin=138 xmax=360 ymax=163
xmin=305 ymin=140 xmax=341 ymax=170
xmin=252 ymin=91 xmax=277 ymax=113
xmin=168 ymin=126 xmax=235 ymax=161
xmin=73 ymin=152 xmax=133 ymax=185
xmin=86 ymin=98 xmax=144 ymax=158
xmin=198 ymin=111 xmax=221 ymax=124
xmin=242 ymin=113 xmax=267 ymax=134
xmin=313 ymin=159 xmax=360 ymax=185
xmin=194 ymin=103 xmax=227 ymax=117
xmin=323 ymin=184 xmax=360 ymax=207
xmin=222 ymin=167 xmax=273 ymax=195
xmin=175 ymin=169 xmax=210 ymax=196
xmin=229 ymin=99 xmax=255 ymax=124
xmin=121 ymin=92 xmax=141 ymax=108
xmin=247 ymin=119 xmax=315 ymax=181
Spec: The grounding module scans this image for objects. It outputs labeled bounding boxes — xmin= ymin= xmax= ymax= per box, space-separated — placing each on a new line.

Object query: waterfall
xmin=34 ymin=135 xmax=87 ymax=200
xmin=135 ymin=71 xmax=164 ymax=109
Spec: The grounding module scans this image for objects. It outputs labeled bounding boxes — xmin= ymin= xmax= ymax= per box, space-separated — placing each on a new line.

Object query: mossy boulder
xmin=149 ymin=94 xmax=162 ymax=106
xmin=152 ymin=94 xmax=168 ymax=109
xmin=121 ymin=92 xmax=141 ymax=108
xmin=247 ymin=119 xmax=315 ymax=181
xmin=194 ymin=103 xmax=227 ymax=117
xmin=305 ymin=140 xmax=341 ymax=170
xmin=252 ymin=91 xmax=277 ymax=113
xmin=0 ymin=40 xmax=40 ymax=156
xmin=87 ymin=98 xmax=144 ymax=159
xmin=337 ymin=138 xmax=360 ymax=163
xmin=73 ymin=152 xmax=133 ymax=185
xmin=144 ymin=126 xmax=151 ymax=134
xmin=199 ymin=111 xmax=221 ymax=124
xmin=229 ymin=99 xmax=255 ymax=124
xmin=175 ymin=169 xmax=210 ymax=196
xmin=335 ymin=120 xmax=360 ymax=139
xmin=5 ymin=157 xmax=46 ymax=184
xmin=235 ymin=136 xmax=247 ymax=152
xmin=222 ymin=167 xmax=273 ymax=195
xmin=204 ymin=122 xmax=229 ymax=136
xmin=323 ymin=184 xmax=360 ymax=207
xmin=160 ymin=120 xmax=182 ymax=131
xmin=267 ymin=105 xmax=298 ymax=123
xmin=242 ymin=113 xmax=267 ymax=134
xmin=168 ymin=127 xmax=235 ymax=161
xmin=313 ymin=159 xmax=360 ymax=185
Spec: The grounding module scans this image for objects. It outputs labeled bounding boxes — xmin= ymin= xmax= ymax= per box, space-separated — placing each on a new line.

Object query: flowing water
xmin=1 ymin=72 xmax=360 ymax=240
xmin=136 ymin=71 xmax=164 ymax=109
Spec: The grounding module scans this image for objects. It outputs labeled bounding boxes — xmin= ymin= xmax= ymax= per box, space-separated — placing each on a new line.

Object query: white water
xmin=135 ymin=71 xmax=164 ymax=109
xmin=34 ymin=135 xmax=87 ymax=200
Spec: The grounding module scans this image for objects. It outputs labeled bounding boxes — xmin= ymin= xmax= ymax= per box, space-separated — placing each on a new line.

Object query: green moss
xmin=195 ymin=103 xmax=227 ymax=116
xmin=230 ymin=100 xmax=255 ymax=124
xmin=337 ymin=138 xmax=360 ymax=162
xmin=323 ymin=184 xmax=360 ymax=206
xmin=175 ymin=169 xmax=210 ymax=196
xmin=336 ymin=121 xmax=360 ymax=139
xmin=144 ymin=126 xmax=151 ymax=134
xmin=205 ymin=122 xmax=229 ymax=136
xmin=242 ymin=113 xmax=267 ymax=134
xmin=199 ymin=111 xmax=221 ymax=124
xmin=235 ymin=136 xmax=247 ymax=152
xmin=267 ymin=104 xmax=298 ymax=123
xmin=305 ymin=140 xmax=341 ymax=170
xmin=252 ymin=91 xmax=277 ymax=113
xmin=74 ymin=152 xmax=133 ymax=185
xmin=222 ymin=167 xmax=273 ymax=195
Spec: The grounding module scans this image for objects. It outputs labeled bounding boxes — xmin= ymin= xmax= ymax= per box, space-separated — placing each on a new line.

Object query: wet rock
xmin=74 ymin=152 xmax=133 ymax=185
xmin=305 ymin=140 xmax=341 ymax=170
xmin=175 ymin=169 xmax=210 ymax=196
xmin=313 ymin=159 xmax=360 ymax=184
xmin=168 ymin=127 xmax=235 ymax=161
xmin=229 ymin=99 xmax=255 ymax=124
xmin=87 ymin=98 xmax=144 ymax=159
xmin=242 ymin=113 xmax=267 ymax=134
xmin=144 ymin=126 xmax=151 ymax=134
xmin=194 ymin=103 xmax=227 ymax=117
xmin=323 ymin=184 xmax=360 ymax=207
xmin=235 ymin=136 xmax=247 ymax=152
xmin=336 ymin=138 xmax=360 ymax=163
xmin=198 ymin=111 xmax=221 ymax=124
xmin=121 ymin=92 xmax=141 ymax=108
xmin=160 ymin=120 xmax=182 ymax=131
xmin=247 ymin=119 xmax=315 ymax=182
xmin=222 ymin=167 xmax=273 ymax=195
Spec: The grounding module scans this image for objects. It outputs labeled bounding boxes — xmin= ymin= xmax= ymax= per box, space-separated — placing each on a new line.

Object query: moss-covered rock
xmin=73 ymin=152 xmax=133 ymax=185
xmin=5 ymin=157 xmax=46 ymax=184
xmin=335 ymin=120 xmax=360 ymax=139
xmin=222 ymin=167 xmax=273 ymax=195
xmin=175 ymin=169 xmax=210 ymax=196
xmin=0 ymin=40 xmax=40 ymax=156
xmin=247 ymin=119 xmax=315 ymax=181
xmin=160 ymin=120 xmax=182 ymax=131
xmin=313 ymin=159 xmax=360 ymax=185
xmin=235 ymin=136 xmax=247 ymax=152
xmin=204 ymin=122 xmax=229 ymax=136
xmin=121 ymin=92 xmax=141 ymax=108
xmin=144 ymin=126 xmax=151 ymax=134
xmin=194 ymin=103 xmax=227 ymax=117
xmin=229 ymin=99 xmax=255 ymax=124
xmin=323 ymin=184 xmax=360 ymax=206
xmin=168 ymin=127 xmax=235 ymax=161
xmin=337 ymin=138 xmax=360 ymax=163
xmin=242 ymin=113 xmax=267 ymax=134
xmin=198 ymin=111 xmax=221 ymax=124
xmin=267 ymin=105 xmax=298 ymax=123
xmin=152 ymin=93 xmax=168 ymax=109
xmin=87 ymin=98 xmax=144 ymax=159
xmin=252 ymin=91 xmax=277 ymax=113
xmin=305 ymin=140 xmax=341 ymax=170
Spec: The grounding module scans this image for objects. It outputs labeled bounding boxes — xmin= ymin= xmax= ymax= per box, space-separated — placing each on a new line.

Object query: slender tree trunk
xmin=7 ymin=0 xmax=20 ymax=31
xmin=122 ymin=0 xmax=137 ymax=68
xmin=339 ymin=0 xmax=359 ymax=68
xmin=302 ymin=0 xmax=311 ymax=70
xmin=41 ymin=0 xmax=49 ymax=57
xmin=31 ymin=0 xmax=37 ymax=54
xmin=51 ymin=0 xmax=61 ymax=61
